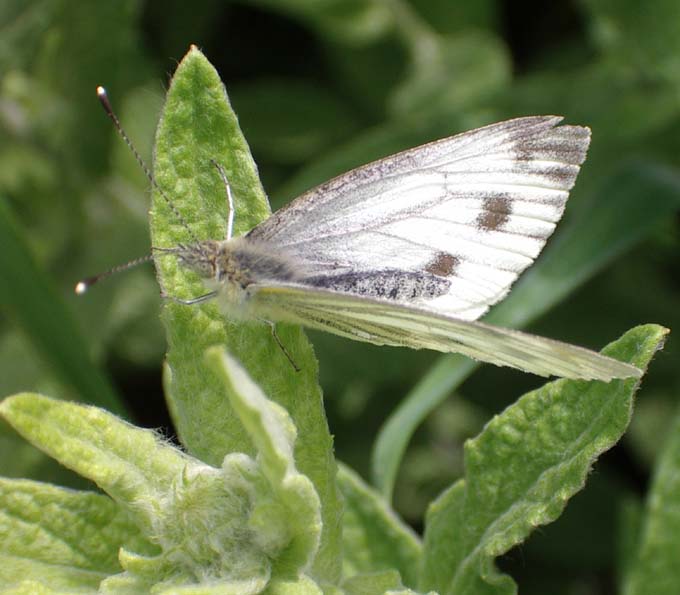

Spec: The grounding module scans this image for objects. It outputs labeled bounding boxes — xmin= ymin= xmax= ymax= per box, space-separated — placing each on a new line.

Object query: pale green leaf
xmin=206 ymin=347 xmax=322 ymax=577
xmin=265 ymin=574 xmax=324 ymax=594
xmin=0 ymin=350 xmax=330 ymax=593
xmin=0 ymin=393 xmax=189 ymax=525
xmin=0 ymin=392 xmax=272 ymax=590
xmin=337 ymin=464 xmax=421 ymax=588
xmin=0 ymin=581 xmax=75 ymax=595
xmin=150 ymin=46 xmax=341 ymax=582
xmin=342 ymin=569 xmax=403 ymax=594
xmin=98 ymin=571 xmax=154 ymax=595
xmin=420 ymin=324 xmax=668 ymax=595
xmin=0 ymin=477 xmax=150 ymax=593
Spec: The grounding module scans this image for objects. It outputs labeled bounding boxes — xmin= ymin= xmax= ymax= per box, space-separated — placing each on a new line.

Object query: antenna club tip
xmin=75 ymin=281 xmax=88 ymax=295
xmin=96 ymin=85 xmax=106 ymax=97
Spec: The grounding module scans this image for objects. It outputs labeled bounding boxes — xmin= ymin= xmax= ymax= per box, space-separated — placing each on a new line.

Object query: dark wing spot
xmin=425 ymin=252 xmax=459 ymax=277
xmin=477 ymin=195 xmax=512 ymax=231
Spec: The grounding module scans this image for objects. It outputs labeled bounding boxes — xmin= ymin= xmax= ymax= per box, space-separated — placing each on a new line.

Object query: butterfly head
xmin=169 ymin=240 xmax=222 ymax=280
xmin=168 ymin=239 xmax=261 ymax=291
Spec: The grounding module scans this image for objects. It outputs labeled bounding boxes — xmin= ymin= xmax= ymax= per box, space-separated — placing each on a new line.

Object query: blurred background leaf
xmin=1 ymin=2 xmax=678 ymax=592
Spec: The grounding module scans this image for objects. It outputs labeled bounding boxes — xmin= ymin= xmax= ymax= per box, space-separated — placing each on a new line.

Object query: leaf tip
xmin=601 ymin=323 xmax=670 ymax=381
xmin=0 ymin=392 xmax=34 ymax=417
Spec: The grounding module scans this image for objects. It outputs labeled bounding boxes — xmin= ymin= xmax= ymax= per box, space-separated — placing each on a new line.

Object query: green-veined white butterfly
xmin=79 ymin=89 xmax=640 ymax=381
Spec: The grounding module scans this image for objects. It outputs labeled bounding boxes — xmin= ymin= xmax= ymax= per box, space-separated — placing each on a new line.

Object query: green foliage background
xmin=1 ymin=1 xmax=679 ymax=593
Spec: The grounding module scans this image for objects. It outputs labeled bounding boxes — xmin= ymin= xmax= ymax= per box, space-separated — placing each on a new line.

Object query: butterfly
xmin=160 ymin=115 xmax=640 ymax=381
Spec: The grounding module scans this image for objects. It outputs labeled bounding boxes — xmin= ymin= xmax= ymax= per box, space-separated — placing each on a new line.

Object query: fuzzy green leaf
xmin=623 ymin=403 xmax=680 ymax=594
xmin=0 ymin=352 xmax=328 ymax=593
xmin=265 ymin=574 xmax=324 ymax=594
xmin=0 ymin=582 xmax=69 ymax=595
xmin=206 ymin=347 xmax=322 ymax=577
xmin=342 ymin=569 xmax=403 ymax=594
xmin=0 ymin=478 xmax=149 ymax=594
xmin=150 ymin=46 xmax=341 ymax=582
xmin=0 ymin=393 xmax=189 ymax=524
xmin=420 ymin=324 xmax=668 ymax=595
xmin=337 ymin=464 xmax=421 ymax=588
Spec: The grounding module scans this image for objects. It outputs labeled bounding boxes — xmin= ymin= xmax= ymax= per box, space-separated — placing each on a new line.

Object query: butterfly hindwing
xmin=251 ymin=283 xmax=640 ymax=381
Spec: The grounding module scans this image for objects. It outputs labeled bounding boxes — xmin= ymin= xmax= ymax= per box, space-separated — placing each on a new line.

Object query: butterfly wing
xmin=248 ymin=117 xmax=590 ymax=320
xmin=251 ymin=284 xmax=640 ymax=381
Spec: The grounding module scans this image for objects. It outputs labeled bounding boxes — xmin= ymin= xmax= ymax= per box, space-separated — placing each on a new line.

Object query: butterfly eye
xmin=196 ymin=257 xmax=216 ymax=279
xmin=170 ymin=243 xmax=216 ymax=280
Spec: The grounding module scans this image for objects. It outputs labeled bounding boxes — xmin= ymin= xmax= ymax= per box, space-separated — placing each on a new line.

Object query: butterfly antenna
xmin=96 ymin=86 xmax=200 ymax=245
xmin=75 ymin=254 xmax=155 ymax=294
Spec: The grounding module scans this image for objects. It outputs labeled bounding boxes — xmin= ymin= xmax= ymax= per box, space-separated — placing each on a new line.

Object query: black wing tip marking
xmin=477 ymin=115 xmax=590 ymax=154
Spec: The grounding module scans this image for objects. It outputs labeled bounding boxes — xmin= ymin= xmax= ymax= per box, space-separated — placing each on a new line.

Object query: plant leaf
xmin=0 ymin=393 xmax=189 ymax=524
xmin=265 ymin=574 xmax=324 ymax=594
xmin=0 ymin=477 xmax=150 ymax=594
xmin=206 ymin=347 xmax=322 ymax=577
xmin=150 ymin=46 xmax=341 ymax=582
xmin=341 ymin=569 xmax=403 ymax=594
xmin=622 ymin=402 xmax=680 ymax=594
xmin=419 ymin=324 xmax=668 ymax=595
xmin=338 ymin=463 xmax=421 ymax=588
xmin=0 ymin=352 xmax=328 ymax=593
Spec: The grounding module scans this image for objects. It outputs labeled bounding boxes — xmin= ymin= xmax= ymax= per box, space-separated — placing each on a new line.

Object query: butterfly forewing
xmin=247 ymin=117 xmax=591 ymax=321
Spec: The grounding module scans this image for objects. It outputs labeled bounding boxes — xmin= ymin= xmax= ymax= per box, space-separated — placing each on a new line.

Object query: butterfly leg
xmin=210 ymin=160 xmax=235 ymax=240
xmin=263 ymin=320 xmax=301 ymax=372
xmin=160 ymin=290 xmax=219 ymax=305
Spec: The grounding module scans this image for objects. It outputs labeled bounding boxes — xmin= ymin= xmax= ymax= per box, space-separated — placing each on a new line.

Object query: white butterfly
xmin=81 ymin=92 xmax=641 ymax=380
xmin=159 ymin=115 xmax=640 ymax=381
